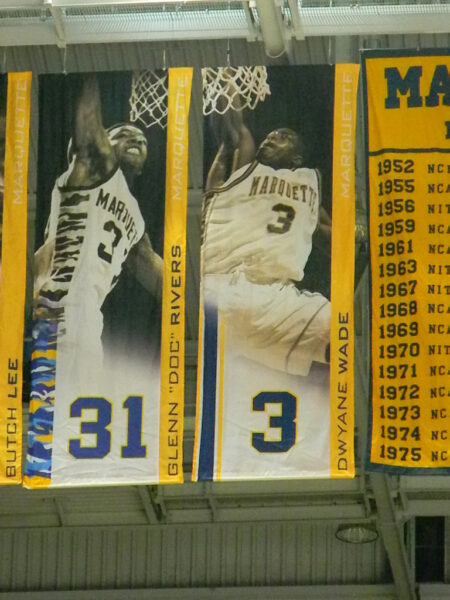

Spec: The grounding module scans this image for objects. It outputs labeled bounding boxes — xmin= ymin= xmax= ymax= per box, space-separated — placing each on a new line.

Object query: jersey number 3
xmin=98 ymin=220 xmax=122 ymax=263
xmin=251 ymin=391 xmax=297 ymax=453
xmin=267 ymin=203 xmax=296 ymax=234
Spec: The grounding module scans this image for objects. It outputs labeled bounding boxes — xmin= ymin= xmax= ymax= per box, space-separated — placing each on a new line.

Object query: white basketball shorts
xmin=203 ymin=272 xmax=330 ymax=376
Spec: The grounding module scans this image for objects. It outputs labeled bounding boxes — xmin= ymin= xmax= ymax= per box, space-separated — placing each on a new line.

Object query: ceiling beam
xmin=0 ymin=0 xmax=191 ymax=5
xmin=254 ymin=0 xmax=293 ymax=64
xmin=49 ymin=0 xmax=191 ymax=4
xmin=254 ymin=0 xmax=285 ymax=59
xmin=0 ymin=4 xmax=448 ymax=46
xmin=0 ymin=585 xmax=400 ymax=600
xmin=45 ymin=1 xmax=66 ymax=48
xmin=242 ymin=0 xmax=258 ymax=43
xmin=370 ymin=473 xmax=418 ymax=600
xmin=0 ymin=584 xmax=400 ymax=599
xmin=287 ymin=0 xmax=304 ymax=40
xmin=136 ymin=485 xmax=159 ymax=524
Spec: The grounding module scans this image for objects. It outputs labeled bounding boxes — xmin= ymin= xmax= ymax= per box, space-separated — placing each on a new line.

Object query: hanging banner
xmin=193 ymin=64 xmax=358 ymax=481
xmin=24 ymin=68 xmax=192 ymax=488
xmin=363 ymin=49 xmax=450 ymax=472
xmin=0 ymin=72 xmax=32 ymax=485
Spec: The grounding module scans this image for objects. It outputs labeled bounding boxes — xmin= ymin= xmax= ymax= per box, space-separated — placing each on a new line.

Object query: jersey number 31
xmin=69 ymin=395 xmax=146 ymax=459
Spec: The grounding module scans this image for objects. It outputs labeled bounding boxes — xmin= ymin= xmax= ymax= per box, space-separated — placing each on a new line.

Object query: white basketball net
xmin=129 ymin=70 xmax=168 ymax=129
xmin=202 ymin=66 xmax=270 ymax=115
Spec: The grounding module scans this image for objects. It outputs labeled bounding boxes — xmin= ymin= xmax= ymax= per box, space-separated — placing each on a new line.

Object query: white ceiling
xmin=0 ymin=1 xmax=449 ymax=46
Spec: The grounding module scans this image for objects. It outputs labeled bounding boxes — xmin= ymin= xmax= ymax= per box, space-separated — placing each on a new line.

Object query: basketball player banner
xmin=193 ymin=64 xmax=359 ymax=481
xmin=363 ymin=49 xmax=450 ymax=473
xmin=0 ymin=72 xmax=32 ymax=485
xmin=24 ymin=68 xmax=192 ymax=488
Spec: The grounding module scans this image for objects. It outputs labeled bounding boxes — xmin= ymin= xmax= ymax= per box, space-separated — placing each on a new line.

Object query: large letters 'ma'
xmin=384 ymin=65 xmax=450 ymax=109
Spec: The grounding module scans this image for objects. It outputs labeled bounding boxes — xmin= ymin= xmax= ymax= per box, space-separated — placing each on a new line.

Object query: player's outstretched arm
xmin=126 ymin=233 xmax=163 ymax=300
xmin=32 ymin=239 xmax=56 ymax=319
xmin=68 ymin=74 xmax=115 ymax=187
xmin=205 ymin=142 xmax=229 ymax=193
xmin=230 ymin=121 xmax=256 ymax=172
xmin=313 ymin=206 xmax=332 ymax=256
xmin=210 ymin=77 xmax=256 ymax=174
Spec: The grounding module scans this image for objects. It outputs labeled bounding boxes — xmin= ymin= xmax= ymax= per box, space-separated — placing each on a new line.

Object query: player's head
xmin=256 ymin=128 xmax=304 ymax=169
xmin=107 ymin=123 xmax=148 ymax=176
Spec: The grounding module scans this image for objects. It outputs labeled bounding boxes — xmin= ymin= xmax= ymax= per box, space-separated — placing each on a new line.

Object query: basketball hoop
xmin=129 ymin=70 xmax=168 ymax=130
xmin=202 ymin=66 xmax=270 ymax=115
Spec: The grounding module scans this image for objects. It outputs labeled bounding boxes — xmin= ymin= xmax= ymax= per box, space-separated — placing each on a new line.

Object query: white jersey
xmin=203 ymin=161 xmax=320 ymax=283
xmin=29 ymin=167 xmax=162 ymax=488
xmin=36 ymin=164 xmax=145 ymax=317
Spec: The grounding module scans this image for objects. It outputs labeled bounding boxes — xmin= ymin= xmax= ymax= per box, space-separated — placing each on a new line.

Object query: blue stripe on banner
xmin=25 ymin=318 xmax=58 ymax=481
xmin=197 ymin=303 xmax=218 ymax=481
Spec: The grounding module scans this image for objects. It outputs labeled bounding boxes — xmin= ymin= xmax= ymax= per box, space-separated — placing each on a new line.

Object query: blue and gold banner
xmin=159 ymin=68 xmax=192 ymax=484
xmin=0 ymin=72 xmax=32 ymax=485
xmin=363 ymin=49 xmax=450 ymax=473
xmin=24 ymin=69 xmax=191 ymax=488
xmin=193 ymin=65 xmax=358 ymax=481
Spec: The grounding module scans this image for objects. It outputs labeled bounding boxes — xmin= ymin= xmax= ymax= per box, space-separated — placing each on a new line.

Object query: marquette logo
xmin=384 ymin=64 xmax=450 ymax=138
xmin=11 ymin=79 xmax=29 ymax=205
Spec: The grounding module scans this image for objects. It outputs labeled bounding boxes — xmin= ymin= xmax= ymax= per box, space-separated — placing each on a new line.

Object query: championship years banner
xmin=0 ymin=73 xmax=31 ymax=485
xmin=24 ymin=69 xmax=192 ymax=488
xmin=193 ymin=65 xmax=359 ymax=481
xmin=363 ymin=50 xmax=450 ymax=473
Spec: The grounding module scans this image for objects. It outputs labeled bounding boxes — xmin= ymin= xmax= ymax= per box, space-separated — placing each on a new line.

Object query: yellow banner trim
xmin=0 ymin=72 xmax=32 ymax=484
xmin=23 ymin=474 xmax=50 ymax=489
xmin=330 ymin=63 xmax=359 ymax=478
xmin=159 ymin=67 xmax=193 ymax=484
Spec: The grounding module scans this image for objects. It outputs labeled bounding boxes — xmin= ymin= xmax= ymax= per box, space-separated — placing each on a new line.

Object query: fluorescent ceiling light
xmin=335 ymin=523 xmax=379 ymax=544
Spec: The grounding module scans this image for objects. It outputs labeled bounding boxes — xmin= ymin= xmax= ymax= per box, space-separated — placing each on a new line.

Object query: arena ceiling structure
xmin=0 ymin=0 xmax=449 ymax=46
xmin=0 ymin=2 xmax=449 ymax=599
